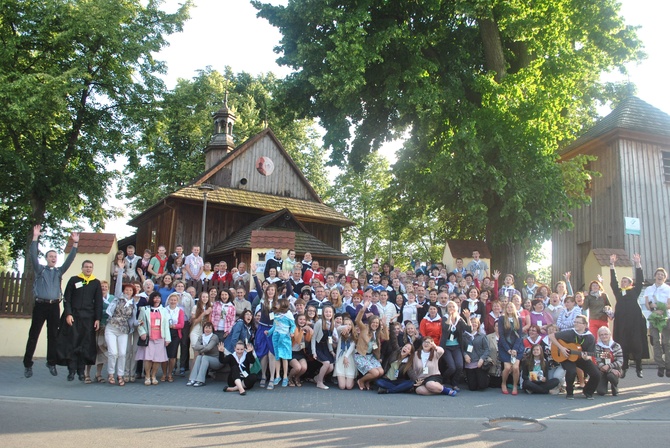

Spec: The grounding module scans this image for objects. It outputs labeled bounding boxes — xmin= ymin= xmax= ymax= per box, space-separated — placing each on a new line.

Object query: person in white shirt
xmin=644 ymin=267 xmax=670 ymax=377
xmin=402 ymin=293 xmax=419 ymax=328
xmin=377 ymin=290 xmax=398 ymax=326
xmin=183 ymin=246 xmax=204 ymax=281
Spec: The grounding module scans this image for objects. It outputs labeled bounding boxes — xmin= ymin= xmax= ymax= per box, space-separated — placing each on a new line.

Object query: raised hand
xmin=632 ymin=253 xmax=641 ymax=265
xmin=250 ymin=262 xmax=257 ymax=273
xmin=610 ymin=254 xmax=617 ymax=265
xmin=564 ymin=271 xmax=571 ymax=280
xmin=493 ymin=270 xmax=501 ymax=280
xmin=33 ymin=224 xmax=42 ymax=239
xmin=71 ymin=232 xmax=80 ymax=243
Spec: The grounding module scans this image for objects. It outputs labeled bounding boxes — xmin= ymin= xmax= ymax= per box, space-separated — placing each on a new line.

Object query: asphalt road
xmin=2 ymin=357 xmax=669 ymax=447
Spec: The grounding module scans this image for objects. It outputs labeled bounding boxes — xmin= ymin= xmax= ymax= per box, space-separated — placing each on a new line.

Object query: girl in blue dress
xmin=267 ymin=298 xmax=295 ymax=388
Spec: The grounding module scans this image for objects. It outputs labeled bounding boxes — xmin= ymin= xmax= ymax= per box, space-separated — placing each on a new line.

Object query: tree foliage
xmin=0 ymin=0 xmax=191 ymax=260
xmin=0 ymin=211 xmax=11 ymax=272
xmin=388 ymin=203 xmax=448 ymax=270
xmin=328 ymin=152 xmax=392 ymax=269
xmin=254 ymin=0 xmax=643 ymax=276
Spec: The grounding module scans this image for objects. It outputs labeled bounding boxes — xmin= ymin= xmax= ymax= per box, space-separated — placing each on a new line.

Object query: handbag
xmin=249 ymin=357 xmax=261 ymax=375
xmin=138 ymin=336 xmax=149 ymax=347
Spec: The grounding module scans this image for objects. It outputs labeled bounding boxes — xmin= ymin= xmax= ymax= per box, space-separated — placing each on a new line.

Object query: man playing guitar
xmin=549 ymin=315 xmax=600 ymax=399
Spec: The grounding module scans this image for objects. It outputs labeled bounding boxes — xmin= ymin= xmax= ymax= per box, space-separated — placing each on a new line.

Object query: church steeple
xmin=205 ymin=92 xmax=237 ymax=170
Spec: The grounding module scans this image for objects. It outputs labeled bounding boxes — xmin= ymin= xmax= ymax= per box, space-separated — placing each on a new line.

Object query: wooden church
xmin=552 ymin=96 xmax=670 ymax=290
xmin=125 ymin=98 xmax=352 ymax=268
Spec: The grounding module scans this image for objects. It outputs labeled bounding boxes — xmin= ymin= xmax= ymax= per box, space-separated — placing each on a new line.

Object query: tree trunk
xmin=485 ymin=205 xmax=529 ymax=284
xmin=478 ymin=17 xmax=507 ymax=82
xmin=508 ymin=40 xmax=531 ymax=74
xmin=488 ymin=239 xmax=528 ymax=285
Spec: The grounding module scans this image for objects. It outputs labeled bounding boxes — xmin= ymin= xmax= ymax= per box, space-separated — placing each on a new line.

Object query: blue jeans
xmin=376 ymin=378 xmax=414 ymax=394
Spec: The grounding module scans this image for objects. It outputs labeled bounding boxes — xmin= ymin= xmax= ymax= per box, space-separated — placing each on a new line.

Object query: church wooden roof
xmin=208 ymin=209 xmax=348 ymax=259
xmin=562 ymin=96 xmax=670 ymax=156
xmin=168 ymin=185 xmax=353 ymax=226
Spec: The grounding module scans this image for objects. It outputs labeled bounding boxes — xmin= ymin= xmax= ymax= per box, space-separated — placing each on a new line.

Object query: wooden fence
xmin=0 ymin=272 xmax=33 ymax=317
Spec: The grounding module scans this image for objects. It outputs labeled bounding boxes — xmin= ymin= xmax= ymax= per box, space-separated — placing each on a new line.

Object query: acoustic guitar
xmin=551 ymin=340 xmax=596 ymax=363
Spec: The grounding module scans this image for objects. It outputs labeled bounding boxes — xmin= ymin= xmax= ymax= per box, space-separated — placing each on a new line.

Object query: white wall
xmin=0 ymin=317 xmax=47 ymax=357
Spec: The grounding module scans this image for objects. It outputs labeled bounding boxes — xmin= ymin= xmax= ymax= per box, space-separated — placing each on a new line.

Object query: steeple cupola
xmin=205 ymin=92 xmax=237 ymax=170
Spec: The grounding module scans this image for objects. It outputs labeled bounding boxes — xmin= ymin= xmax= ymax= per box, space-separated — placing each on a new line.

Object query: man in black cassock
xmin=58 ymin=260 xmax=102 ymax=381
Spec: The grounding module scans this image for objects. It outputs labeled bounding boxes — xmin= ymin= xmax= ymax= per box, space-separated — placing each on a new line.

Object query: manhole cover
xmin=485 ymin=417 xmax=546 ymax=432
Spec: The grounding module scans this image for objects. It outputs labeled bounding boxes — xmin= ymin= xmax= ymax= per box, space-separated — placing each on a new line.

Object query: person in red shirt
xmin=420 ymin=304 xmax=442 ymax=342
xmin=212 ymin=261 xmax=232 ymax=285
xmin=303 ymin=260 xmax=325 ymax=285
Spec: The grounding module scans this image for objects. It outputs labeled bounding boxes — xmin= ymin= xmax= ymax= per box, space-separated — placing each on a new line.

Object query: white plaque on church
xmin=256 ymin=156 xmax=274 ymax=176
xmin=624 ymin=217 xmax=640 ymax=235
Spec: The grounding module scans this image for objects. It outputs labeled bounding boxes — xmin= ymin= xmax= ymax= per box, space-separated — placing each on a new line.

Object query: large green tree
xmin=253 ymin=0 xmax=642 ymax=276
xmin=127 ymin=68 xmax=329 ymax=211
xmin=0 ymin=0 xmax=190 ymax=264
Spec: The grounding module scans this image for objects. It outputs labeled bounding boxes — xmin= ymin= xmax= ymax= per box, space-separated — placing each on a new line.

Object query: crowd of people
xmin=23 ymin=233 xmax=670 ymax=400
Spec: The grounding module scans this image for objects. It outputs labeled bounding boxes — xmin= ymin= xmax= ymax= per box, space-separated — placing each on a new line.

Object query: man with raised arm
xmin=23 ymin=224 xmax=79 ymax=378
